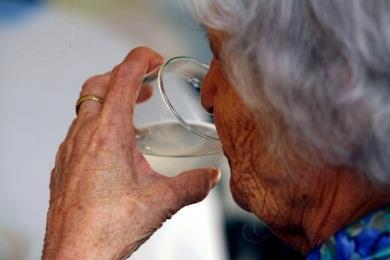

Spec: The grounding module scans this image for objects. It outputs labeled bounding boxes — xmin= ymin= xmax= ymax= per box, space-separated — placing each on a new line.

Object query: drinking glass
xmin=134 ymin=56 xmax=222 ymax=177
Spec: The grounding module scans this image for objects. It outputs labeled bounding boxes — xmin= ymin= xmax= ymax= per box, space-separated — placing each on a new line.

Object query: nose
xmin=201 ymin=59 xmax=219 ymax=114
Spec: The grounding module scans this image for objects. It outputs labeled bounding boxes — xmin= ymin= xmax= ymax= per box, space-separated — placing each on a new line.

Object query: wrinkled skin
xmin=203 ymin=30 xmax=390 ymax=253
xmin=43 ymin=37 xmax=390 ymax=259
xmin=43 ymin=47 xmax=220 ymax=259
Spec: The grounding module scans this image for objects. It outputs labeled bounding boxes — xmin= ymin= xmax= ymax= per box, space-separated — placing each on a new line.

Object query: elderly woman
xmin=43 ymin=1 xmax=390 ymax=259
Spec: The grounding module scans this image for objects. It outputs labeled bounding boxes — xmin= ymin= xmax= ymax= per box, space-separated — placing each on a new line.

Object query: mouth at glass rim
xmin=143 ymin=56 xmax=220 ymax=141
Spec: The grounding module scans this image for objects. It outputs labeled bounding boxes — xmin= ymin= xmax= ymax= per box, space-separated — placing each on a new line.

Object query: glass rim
xmin=141 ymin=148 xmax=222 ymax=158
xmin=157 ymin=56 xmax=220 ymax=141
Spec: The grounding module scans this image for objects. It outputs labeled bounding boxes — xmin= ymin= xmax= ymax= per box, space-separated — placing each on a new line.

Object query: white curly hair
xmin=189 ymin=0 xmax=390 ymax=183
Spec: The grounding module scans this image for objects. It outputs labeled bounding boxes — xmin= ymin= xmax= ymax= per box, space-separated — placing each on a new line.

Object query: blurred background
xmin=0 ymin=0 xmax=303 ymax=259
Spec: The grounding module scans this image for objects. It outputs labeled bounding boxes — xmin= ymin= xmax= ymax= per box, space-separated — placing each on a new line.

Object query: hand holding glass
xmin=134 ymin=57 xmax=222 ymax=177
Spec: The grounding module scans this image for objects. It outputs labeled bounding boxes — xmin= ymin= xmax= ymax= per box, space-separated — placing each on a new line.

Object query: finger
xmin=102 ymin=47 xmax=163 ymax=121
xmin=77 ymin=72 xmax=111 ymax=119
xmin=167 ymin=168 xmax=221 ymax=211
xmin=137 ymin=85 xmax=153 ymax=103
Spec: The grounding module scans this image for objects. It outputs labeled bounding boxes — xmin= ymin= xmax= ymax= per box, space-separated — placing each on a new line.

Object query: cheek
xmin=213 ymin=82 xmax=239 ymax=142
xmin=213 ymin=86 xmax=256 ymax=213
xmin=213 ymin=85 xmax=257 ymax=160
xmin=229 ymin=168 xmax=252 ymax=212
xmin=213 ymin=84 xmax=271 ymax=213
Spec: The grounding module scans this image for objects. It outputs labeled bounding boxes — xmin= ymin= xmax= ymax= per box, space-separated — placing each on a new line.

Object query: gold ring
xmin=75 ymin=94 xmax=104 ymax=114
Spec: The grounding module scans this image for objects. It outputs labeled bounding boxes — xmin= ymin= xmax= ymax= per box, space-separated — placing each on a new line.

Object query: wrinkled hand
xmin=42 ymin=47 xmax=220 ymax=260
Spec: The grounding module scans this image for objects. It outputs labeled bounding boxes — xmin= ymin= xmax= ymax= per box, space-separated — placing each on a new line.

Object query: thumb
xmin=168 ymin=168 xmax=221 ymax=210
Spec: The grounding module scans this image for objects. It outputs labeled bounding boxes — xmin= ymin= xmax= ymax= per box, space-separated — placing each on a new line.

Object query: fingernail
xmin=210 ymin=168 xmax=221 ymax=188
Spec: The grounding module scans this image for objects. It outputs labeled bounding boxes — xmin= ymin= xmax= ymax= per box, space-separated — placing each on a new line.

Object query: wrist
xmin=44 ymin=247 xmax=119 ymax=260
xmin=43 ymin=209 xmax=125 ymax=260
xmin=42 ymin=232 xmax=122 ymax=260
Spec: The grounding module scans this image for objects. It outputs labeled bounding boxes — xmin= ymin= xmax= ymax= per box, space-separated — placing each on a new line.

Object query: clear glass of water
xmin=134 ymin=56 xmax=222 ymax=177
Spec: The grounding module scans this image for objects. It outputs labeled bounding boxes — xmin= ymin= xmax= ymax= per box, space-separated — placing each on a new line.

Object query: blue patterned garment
xmin=307 ymin=206 xmax=390 ymax=260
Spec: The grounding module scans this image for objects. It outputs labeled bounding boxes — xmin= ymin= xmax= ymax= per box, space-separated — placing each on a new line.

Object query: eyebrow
xmin=198 ymin=24 xmax=220 ymax=59
xmin=208 ymin=34 xmax=221 ymax=60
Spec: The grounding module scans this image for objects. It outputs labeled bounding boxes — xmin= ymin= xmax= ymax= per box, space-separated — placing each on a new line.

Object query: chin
xmin=229 ymin=177 xmax=252 ymax=213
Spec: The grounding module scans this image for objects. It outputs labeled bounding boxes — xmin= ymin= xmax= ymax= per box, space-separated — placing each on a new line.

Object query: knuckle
xmin=129 ymin=46 xmax=154 ymax=56
xmin=90 ymin=123 xmax=117 ymax=148
xmin=163 ymin=181 xmax=182 ymax=207
xmin=113 ymin=63 xmax=132 ymax=78
xmin=82 ymin=75 xmax=104 ymax=93
xmin=116 ymin=47 xmax=161 ymax=81
xmin=68 ymin=118 xmax=78 ymax=132
xmin=55 ymin=142 xmax=65 ymax=163
xmin=49 ymin=168 xmax=57 ymax=188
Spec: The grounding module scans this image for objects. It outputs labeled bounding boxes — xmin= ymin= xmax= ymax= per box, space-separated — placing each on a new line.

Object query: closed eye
xmin=197 ymin=24 xmax=209 ymax=40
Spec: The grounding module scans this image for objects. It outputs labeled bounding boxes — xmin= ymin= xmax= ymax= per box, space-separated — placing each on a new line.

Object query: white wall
xmin=0 ymin=2 xmax=228 ymax=259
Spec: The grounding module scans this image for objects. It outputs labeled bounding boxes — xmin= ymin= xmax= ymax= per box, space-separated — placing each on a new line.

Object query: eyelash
xmin=197 ymin=24 xmax=209 ymax=40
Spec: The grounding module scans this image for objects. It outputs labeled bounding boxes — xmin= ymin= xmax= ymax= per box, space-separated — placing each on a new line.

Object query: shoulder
xmin=307 ymin=206 xmax=390 ymax=260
